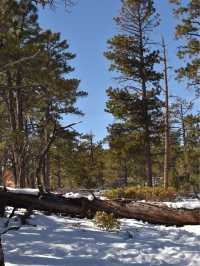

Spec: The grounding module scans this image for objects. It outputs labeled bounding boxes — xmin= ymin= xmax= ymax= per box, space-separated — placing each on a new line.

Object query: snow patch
xmin=5 ymin=187 xmax=39 ymax=195
xmin=165 ymin=199 xmax=200 ymax=209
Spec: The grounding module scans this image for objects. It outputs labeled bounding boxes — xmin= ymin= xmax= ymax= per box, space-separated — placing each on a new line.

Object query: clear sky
xmin=39 ymin=0 xmax=198 ymax=141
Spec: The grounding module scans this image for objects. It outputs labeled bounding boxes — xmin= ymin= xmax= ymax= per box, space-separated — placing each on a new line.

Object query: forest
xmin=0 ymin=0 xmax=199 ymax=192
xmin=0 ymin=0 xmax=199 ymax=266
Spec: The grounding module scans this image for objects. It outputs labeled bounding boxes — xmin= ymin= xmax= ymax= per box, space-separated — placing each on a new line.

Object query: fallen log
xmin=0 ymin=188 xmax=199 ymax=226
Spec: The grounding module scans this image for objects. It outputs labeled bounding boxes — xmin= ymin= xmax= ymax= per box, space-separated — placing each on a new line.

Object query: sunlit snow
xmin=2 ymin=201 xmax=200 ymax=266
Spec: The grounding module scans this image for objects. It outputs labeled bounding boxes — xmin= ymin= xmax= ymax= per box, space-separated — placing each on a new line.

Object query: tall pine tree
xmin=105 ymin=0 xmax=162 ymax=186
xmin=0 ymin=0 xmax=86 ymax=188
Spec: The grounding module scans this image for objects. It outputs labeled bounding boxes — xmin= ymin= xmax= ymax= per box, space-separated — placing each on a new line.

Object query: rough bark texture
xmin=162 ymin=37 xmax=170 ymax=189
xmin=138 ymin=8 xmax=153 ymax=187
xmin=0 ymin=189 xmax=199 ymax=226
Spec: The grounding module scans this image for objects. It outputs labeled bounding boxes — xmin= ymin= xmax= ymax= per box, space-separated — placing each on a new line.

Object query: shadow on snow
xmin=3 ymin=214 xmax=200 ymax=266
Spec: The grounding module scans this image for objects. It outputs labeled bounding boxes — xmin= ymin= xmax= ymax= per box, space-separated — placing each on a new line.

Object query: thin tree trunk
xmin=137 ymin=7 xmax=153 ymax=186
xmin=16 ymin=69 xmax=26 ymax=188
xmin=6 ymin=70 xmax=18 ymax=186
xmin=180 ymin=104 xmax=191 ymax=176
xmin=162 ymin=37 xmax=170 ymax=189
xmin=43 ymin=105 xmax=51 ymax=190
xmin=44 ymin=153 xmax=50 ymax=190
xmin=57 ymin=156 xmax=61 ymax=189
xmin=35 ymin=124 xmax=57 ymax=189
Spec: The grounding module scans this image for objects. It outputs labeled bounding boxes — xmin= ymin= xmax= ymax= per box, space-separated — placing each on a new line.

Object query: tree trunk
xmin=162 ymin=37 xmax=170 ymax=189
xmin=43 ymin=104 xmax=51 ymax=190
xmin=0 ymin=189 xmax=199 ymax=226
xmin=57 ymin=156 xmax=61 ymax=189
xmin=43 ymin=152 xmax=50 ymax=190
xmin=6 ymin=69 xmax=26 ymax=188
xmin=138 ymin=8 xmax=153 ymax=187
xmin=145 ymin=139 xmax=153 ymax=187
xmin=16 ymin=69 xmax=26 ymax=188
xmin=6 ymin=70 xmax=18 ymax=187
xmin=180 ymin=103 xmax=191 ymax=177
xmin=35 ymin=123 xmax=57 ymax=188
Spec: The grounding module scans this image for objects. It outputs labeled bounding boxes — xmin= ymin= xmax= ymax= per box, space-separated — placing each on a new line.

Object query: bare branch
xmin=0 ymin=50 xmax=40 ymax=73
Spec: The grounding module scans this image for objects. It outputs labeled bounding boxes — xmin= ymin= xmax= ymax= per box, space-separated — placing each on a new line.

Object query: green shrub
xmin=94 ymin=211 xmax=120 ymax=231
xmin=104 ymin=186 xmax=176 ymax=201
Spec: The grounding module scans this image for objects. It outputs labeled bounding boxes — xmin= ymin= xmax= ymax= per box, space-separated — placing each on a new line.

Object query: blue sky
xmin=39 ymin=0 xmax=198 ymax=141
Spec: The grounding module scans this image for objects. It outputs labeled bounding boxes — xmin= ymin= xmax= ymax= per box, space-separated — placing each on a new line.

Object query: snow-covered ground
xmin=2 ymin=206 xmax=200 ymax=266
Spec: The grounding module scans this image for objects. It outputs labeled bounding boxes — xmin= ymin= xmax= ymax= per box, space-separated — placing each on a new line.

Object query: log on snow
xmin=0 ymin=189 xmax=199 ymax=226
xmin=92 ymin=199 xmax=200 ymax=226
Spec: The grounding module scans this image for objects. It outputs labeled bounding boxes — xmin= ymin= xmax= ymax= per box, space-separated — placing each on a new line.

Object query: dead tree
xmin=162 ymin=37 xmax=170 ymax=189
xmin=0 ymin=189 xmax=199 ymax=226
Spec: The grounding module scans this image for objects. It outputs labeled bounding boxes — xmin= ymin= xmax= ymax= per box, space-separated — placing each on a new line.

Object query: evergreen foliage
xmin=170 ymin=0 xmax=200 ymax=95
xmin=0 ymin=0 xmax=86 ymax=188
xmin=0 ymin=0 xmax=199 ymax=192
xmin=105 ymin=0 xmax=163 ymax=186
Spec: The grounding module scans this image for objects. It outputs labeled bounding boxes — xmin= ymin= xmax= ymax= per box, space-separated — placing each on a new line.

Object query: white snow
xmin=2 ymin=187 xmax=39 ymax=196
xmin=64 ymin=192 xmax=95 ymax=201
xmin=165 ymin=198 xmax=200 ymax=209
xmin=64 ymin=192 xmax=83 ymax=199
xmin=2 ymin=200 xmax=200 ymax=266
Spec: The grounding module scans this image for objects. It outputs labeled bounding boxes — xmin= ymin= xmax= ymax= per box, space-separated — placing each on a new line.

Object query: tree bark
xmin=162 ymin=37 xmax=170 ymax=189
xmin=43 ymin=104 xmax=51 ymax=190
xmin=137 ymin=7 xmax=153 ymax=187
xmin=6 ymin=69 xmax=27 ymax=188
xmin=180 ymin=103 xmax=191 ymax=177
xmin=15 ymin=68 xmax=26 ymax=188
xmin=0 ymin=189 xmax=199 ymax=226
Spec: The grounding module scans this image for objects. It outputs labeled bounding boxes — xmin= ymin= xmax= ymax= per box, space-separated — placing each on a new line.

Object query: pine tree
xmin=105 ymin=0 xmax=162 ymax=186
xmin=0 ymin=0 xmax=43 ymax=187
xmin=30 ymin=29 xmax=86 ymax=189
xmin=0 ymin=0 xmax=86 ymax=188
xmin=171 ymin=97 xmax=199 ymax=180
xmin=170 ymin=0 xmax=200 ymax=95
xmin=106 ymin=122 xmax=146 ymax=186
